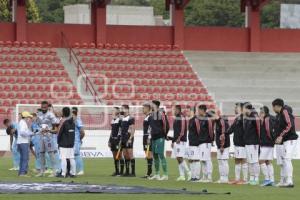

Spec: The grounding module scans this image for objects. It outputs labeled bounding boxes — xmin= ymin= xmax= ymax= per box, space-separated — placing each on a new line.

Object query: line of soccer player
xmin=3 ymin=101 xmax=85 ymax=178
xmin=109 ymin=99 xmax=298 ymax=188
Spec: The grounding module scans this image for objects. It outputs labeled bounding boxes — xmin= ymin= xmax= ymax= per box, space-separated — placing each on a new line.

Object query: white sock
xmin=260 ymin=163 xmax=269 ymax=180
xmin=182 ymin=160 xmax=190 ymax=173
xmin=235 ymin=163 xmax=241 ymax=181
xmin=189 ymin=162 xmax=195 ymax=179
xmin=283 ymin=158 xmax=293 ymax=184
xmin=223 ymin=160 xmax=229 ymax=181
xmin=267 ymin=163 xmax=274 ymax=182
xmin=249 ymin=163 xmax=254 ymax=181
xmin=206 ymin=160 xmax=213 ymax=180
xmin=218 ymin=160 xmax=223 ymax=179
xmin=195 ymin=161 xmax=201 ymax=179
xmin=178 ymin=162 xmax=185 ymax=177
xmin=201 ymin=161 xmax=207 ymax=179
xmin=242 ymin=163 xmax=248 ymax=181
xmin=61 ymin=159 xmax=67 ymax=176
xmin=280 ymin=165 xmax=285 ymax=183
xmin=254 ymin=163 xmax=260 ymax=181
xmin=70 ymin=158 xmax=76 ymax=176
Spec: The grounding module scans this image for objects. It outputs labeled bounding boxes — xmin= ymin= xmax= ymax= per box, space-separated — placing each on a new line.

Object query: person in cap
xmin=227 ymin=103 xmax=248 ymax=185
xmin=17 ymin=111 xmax=34 ymax=176
xmin=272 ymin=98 xmax=298 ymax=187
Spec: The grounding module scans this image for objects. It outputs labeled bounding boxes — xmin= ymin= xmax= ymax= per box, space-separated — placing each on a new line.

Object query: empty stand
xmin=73 ymin=43 xmax=215 ymax=109
xmin=0 ymin=41 xmax=83 ymax=123
xmin=185 ymin=51 xmax=300 ymax=115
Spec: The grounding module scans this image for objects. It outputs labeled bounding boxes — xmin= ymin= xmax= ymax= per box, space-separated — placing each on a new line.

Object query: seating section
xmin=0 ymin=41 xmax=83 ymax=121
xmin=73 ymin=43 xmax=216 ymax=110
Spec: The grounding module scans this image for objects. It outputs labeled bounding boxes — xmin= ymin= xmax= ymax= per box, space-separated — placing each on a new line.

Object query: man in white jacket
xmin=17 ymin=111 xmax=34 ymax=176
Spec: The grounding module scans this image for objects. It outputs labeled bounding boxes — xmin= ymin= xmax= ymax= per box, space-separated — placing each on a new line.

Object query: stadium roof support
xmin=165 ymin=0 xmax=191 ymax=49
xmin=240 ymin=0 xmax=270 ymax=51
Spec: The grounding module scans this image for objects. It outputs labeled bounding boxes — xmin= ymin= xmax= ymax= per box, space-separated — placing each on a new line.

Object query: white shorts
xmin=275 ymin=144 xmax=284 ymax=165
xmin=59 ymin=147 xmax=75 ymax=159
xmin=199 ymin=143 xmax=211 ymax=161
xmin=283 ymin=140 xmax=297 ymax=159
xmin=259 ymin=146 xmax=274 ymax=161
xmin=188 ymin=146 xmax=201 ymax=160
xmin=173 ymin=142 xmax=187 ymax=158
xmin=245 ymin=145 xmax=259 ymax=164
xmin=217 ymin=148 xmax=229 ymax=160
xmin=234 ymin=146 xmax=246 ymax=159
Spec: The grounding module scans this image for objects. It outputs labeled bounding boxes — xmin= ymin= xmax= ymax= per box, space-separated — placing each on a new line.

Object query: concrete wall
xmin=64 ymin=4 xmax=91 ymax=24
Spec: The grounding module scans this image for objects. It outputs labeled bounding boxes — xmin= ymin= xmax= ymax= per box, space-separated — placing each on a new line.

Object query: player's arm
xmin=226 ymin=117 xmax=237 ymax=135
xmin=9 ymin=133 xmax=13 ymax=151
xmin=220 ymin=119 xmax=226 ymax=151
xmin=128 ymin=118 xmax=135 ymax=143
xmin=276 ymin=109 xmax=292 ymax=144
xmin=176 ymin=116 xmax=186 ymax=143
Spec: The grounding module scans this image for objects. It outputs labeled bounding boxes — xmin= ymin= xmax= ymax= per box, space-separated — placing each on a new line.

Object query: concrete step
xmin=56 ymin=48 xmax=96 ymax=105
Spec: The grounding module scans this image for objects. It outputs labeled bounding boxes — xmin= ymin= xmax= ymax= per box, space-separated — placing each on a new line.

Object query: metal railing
xmin=60 ymin=32 xmax=102 ymax=104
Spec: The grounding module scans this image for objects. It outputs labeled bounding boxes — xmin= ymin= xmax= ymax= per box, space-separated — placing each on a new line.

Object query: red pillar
xmin=247 ymin=6 xmax=261 ymax=52
xmin=96 ymin=6 xmax=106 ymax=45
xmin=171 ymin=5 xmax=184 ymax=49
xmin=15 ymin=0 xmax=27 ymax=42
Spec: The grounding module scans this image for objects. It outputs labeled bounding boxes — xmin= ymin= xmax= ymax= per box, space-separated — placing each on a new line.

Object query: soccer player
xmin=243 ymin=103 xmax=261 ymax=185
xmin=197 ymin=105 xmax=214 ymax=183
xmin=57 ymin=107 xmax=76 ymax=178
xmin=172 ymin=105 xmax=191 ymax=181
xmin=142 ymin=103 xmax=153 ymax=178
xmin=72 ymin=107 xmax=85 ymax=175
xmin=272 ymin=98 xmax=298 ymax=187
xmin=187 ymin=106 xmax=201 ymax=182
xmin=259 ymin=106 xmax=276 ymax=187
xmin=148 ymin=100 xmax=169 ymax=181
xmin=211 ymin=111 xmax=230 ymax=184
xmin=17 ymin=111 xmax=34 ymax=177
xmin=120 ymin=105 xmax=136 ymax=177
xmin=35 ymin=101 xmax=59 ymax=177
xmin=3 ymin=119 xmax=20 ymax=171
xmin=108 ymin=107 xmax=123 ymax=176
xmin=227 ymin=103 xmax=248 ymax=184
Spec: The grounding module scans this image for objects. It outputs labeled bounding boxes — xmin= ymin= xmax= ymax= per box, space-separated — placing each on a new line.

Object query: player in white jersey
xmin=35 ymin=101 xmax=59 ymax=177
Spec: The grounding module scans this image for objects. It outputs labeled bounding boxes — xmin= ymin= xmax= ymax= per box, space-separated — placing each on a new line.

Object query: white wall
xmin=64 ymin=4 xmax=91 ymax=24
xmin=280 ymin=4 xmax=300 ymax=29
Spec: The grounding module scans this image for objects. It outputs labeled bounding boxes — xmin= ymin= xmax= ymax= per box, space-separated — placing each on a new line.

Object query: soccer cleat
xmin=141 ymin=175 xmax=150 ymax=179
xmin=186 ymin=171 xmax=192 ymax=181
xmin=276 ymin=182 xmax=286 ymax=187
xmin=148 ymin=174 xmax=160 ymax=180
xmin=261 ymin=180 xmax=273 ymax=187
xmin=77 ymin=171 xmax=84 ymax=176
xmin=159 ymin=175 xmax=169 ymax=181
xmin=69 ymin=175 xmax=76 ymax=178
xmin=228 ymin=180 xmax=239 ymax=185
xmin=35 ymin=173 xmax=44 ymax=177
xmin=111 ymin=172 xmax=119 ymax=177
xmin=279 ymin=183 xmax=294 ymax=188
xmin=48 ymin=173 xmax=56 ymax=178
xmin=215 ymin=179 xmax=229 ymax=184
xmin=9 ymin=167 xmax=19 ymax=171
xmin=176 ymin=176 xmax=186 ymax=181
xmin=236 ymin=180 xmax=248 ymax=185
xmin=45 ymin=169 xmax=53 ymax=174
xmin=19 ymin=174 xmax=30 ymax=178
xmin=249 ymin=180 xmax=259 ymax=186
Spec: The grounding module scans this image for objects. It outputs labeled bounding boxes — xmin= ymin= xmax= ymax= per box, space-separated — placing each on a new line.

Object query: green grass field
xmin=0 ymin=157 xmax=299 ymax=200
